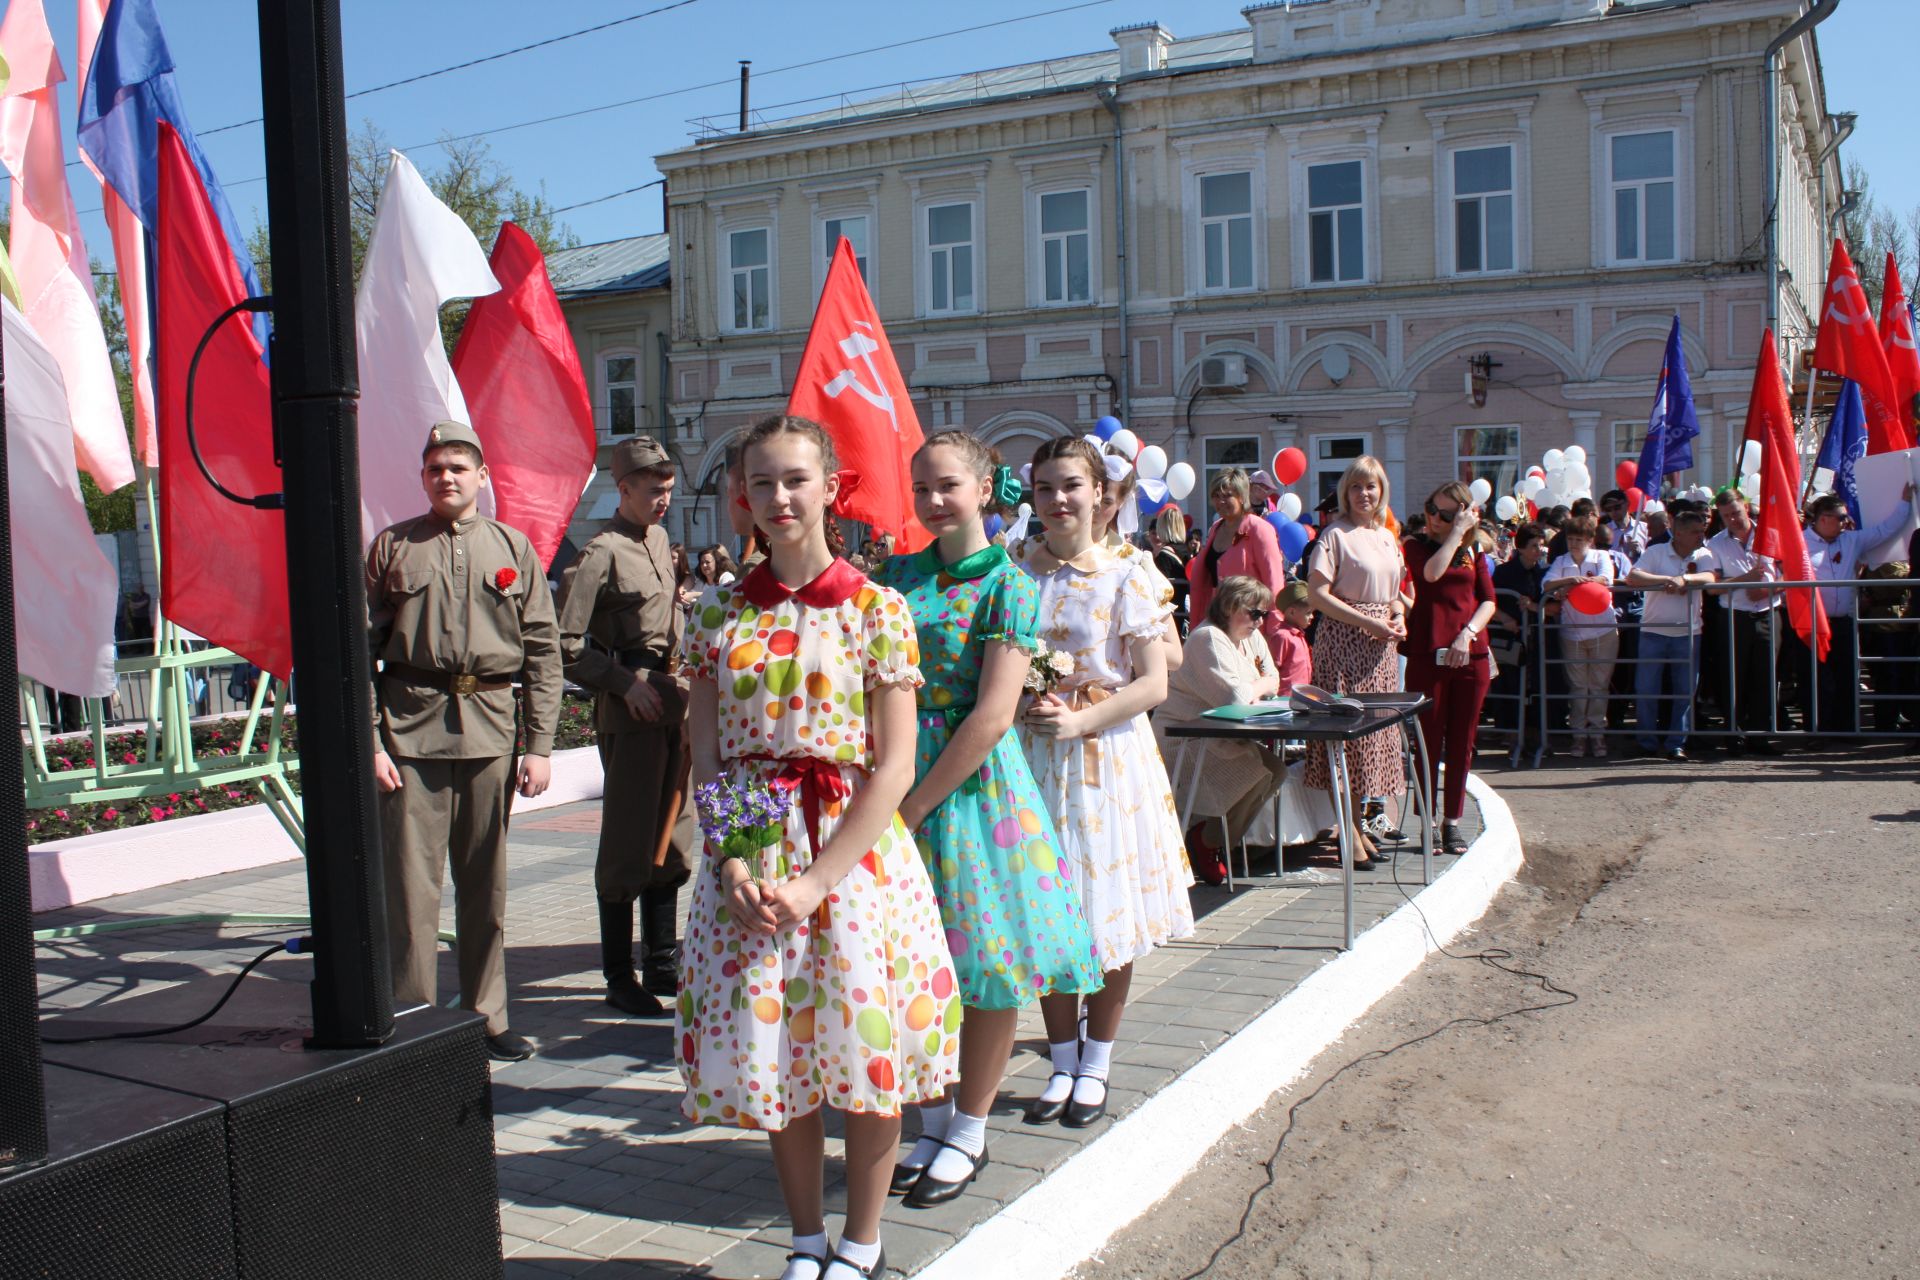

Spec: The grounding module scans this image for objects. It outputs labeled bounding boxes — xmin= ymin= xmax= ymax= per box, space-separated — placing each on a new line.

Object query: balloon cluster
xmin=1502 ymin=444 xmax=1599 ymax=523
xmin=1734 ymin=438 xmax=1762 ymax=505
xmin=1258 ymin=446 xmax=1314 ymax=560
xmin=1089 ymin=415 xmax=1196 ymax=522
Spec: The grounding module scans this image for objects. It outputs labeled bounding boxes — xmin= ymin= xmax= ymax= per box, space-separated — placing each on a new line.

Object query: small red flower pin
xmin=495 ymin=567 xmax=517 ymax=591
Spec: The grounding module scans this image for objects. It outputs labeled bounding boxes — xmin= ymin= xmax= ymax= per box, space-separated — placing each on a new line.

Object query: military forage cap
xmin=425 ymin=419 xmax=485 ymax=460
xmin=611 ymin=435 xmax=671 ymax=482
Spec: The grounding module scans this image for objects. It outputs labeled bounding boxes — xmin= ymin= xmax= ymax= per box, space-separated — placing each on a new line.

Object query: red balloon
xmin=1566 ymin=580 xmax=1613 ymax=616
xmin=1526 ymin=499 xmax=1539 ymax=521
xmin=1614 ymin=460 xmax=1638 ymax=491
xmin=1625 ymin=485 xmax=1646 ymax=512
xmin=1271 ymin=446 xmax=1307 ymax=487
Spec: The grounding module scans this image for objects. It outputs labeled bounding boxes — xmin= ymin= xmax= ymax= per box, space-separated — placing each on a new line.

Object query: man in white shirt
xmin=1707 ymin=489 xmax=1781 ymax=754
xmin=1799 ymin=484 xmax=1915 ymax=734
xmin=1626 ymin=508 xmax=1719 ymax=761
xmin=1599 ymin=490 xmax=1648 ymax=561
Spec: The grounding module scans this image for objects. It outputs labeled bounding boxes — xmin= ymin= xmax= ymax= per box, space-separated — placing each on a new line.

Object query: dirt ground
xmin=1081 ymin=746 xmax=1920 ymax=1280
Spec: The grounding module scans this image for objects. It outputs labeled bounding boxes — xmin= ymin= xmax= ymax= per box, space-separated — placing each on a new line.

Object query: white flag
xmin=4 ymin=297 xmax=119 ymax=696
xmin=354 ymin=150 xmax=500 ymax=545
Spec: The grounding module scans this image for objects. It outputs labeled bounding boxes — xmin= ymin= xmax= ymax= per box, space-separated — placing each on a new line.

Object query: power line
xmin=551 ymin=179 xmax=664 ymax=215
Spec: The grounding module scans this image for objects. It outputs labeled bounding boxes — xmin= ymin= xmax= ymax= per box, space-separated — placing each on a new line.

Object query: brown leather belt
xmin=613 ymin=647 xmax=680 ymax=674
xmin=382 ymin=663 xmax=511 ymax=696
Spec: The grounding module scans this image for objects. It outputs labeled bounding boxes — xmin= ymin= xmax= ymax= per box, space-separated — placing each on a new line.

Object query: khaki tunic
xmin=365 ymin=511 xmax=563 ymax=1035
xmin=555 ymin=515 xmax=695 ymax=898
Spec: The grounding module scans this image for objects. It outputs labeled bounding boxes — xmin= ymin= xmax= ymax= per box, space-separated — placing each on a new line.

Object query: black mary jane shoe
xmin=904 ymin=1141 xmax=989 ymax=1208
xmin=784 ymin=1248 xmax=828 ymax=1280
xmin=1024 ymin=1073 xmax=1073 ymax=1125
xmin=889 ymin=1159 xmax=927 ymax=1196
xmin=1061 ymin=1077 xmax=1108 ymax=1129
xmin=821 ymin=1246 xmax=888 ymax=1279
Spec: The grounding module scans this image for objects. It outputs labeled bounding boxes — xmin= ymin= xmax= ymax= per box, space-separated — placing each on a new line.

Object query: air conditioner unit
xmin=1198 ymin=354 xmax=1248 ymax=389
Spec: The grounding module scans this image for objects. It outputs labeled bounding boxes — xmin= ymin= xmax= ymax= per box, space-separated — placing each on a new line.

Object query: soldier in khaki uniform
xmin=368 ymin=420 xmax=563 ymax=1062
xmin=554 ymin=437 xmax=695 ymax=1017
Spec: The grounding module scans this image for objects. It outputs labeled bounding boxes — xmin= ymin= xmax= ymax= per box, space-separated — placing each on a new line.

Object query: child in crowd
xmin=1542 ymin=515 xmax=1617 ymax=757
xmin=873 ymin=433 xmax=1102 ymax=1208
xmin=1271 ymin=581 xmax=1316 ymax=693
xmin=678 ymin=414 xmax=957 ymax=1280
xmin=1015 ymin=436 xmax=1193 ymax=1131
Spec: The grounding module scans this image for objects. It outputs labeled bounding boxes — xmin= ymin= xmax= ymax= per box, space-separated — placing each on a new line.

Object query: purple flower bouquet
xmin=694 ymin=772 xmax=795 ymax=877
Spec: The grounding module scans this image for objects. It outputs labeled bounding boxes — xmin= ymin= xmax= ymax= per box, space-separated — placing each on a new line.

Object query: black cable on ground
xmin=39 ymin=941 xmax=299 ymax=1046
xmin=1175 ymin=830 xmax=1577 ymax=1280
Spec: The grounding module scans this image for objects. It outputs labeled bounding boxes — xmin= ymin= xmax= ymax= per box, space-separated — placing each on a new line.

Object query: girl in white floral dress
xmin=1014 ymin=435 xmax=1194 ymax=1130
xmin=679 ymin=415 xmax=958 ymax=1280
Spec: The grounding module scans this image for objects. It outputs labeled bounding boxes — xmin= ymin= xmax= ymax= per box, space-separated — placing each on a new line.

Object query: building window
xmin=1612 ymin=420 xmax=1644 ymax=488
xmin=1199 ymin=172 xmax=1254 ymax=292
xmin=1609 ymin=130 xmax=1676 ymax=264
xmin=602 ymin=354 xmax=638 ymax=436
xmin=1039 ymin=189 xmax=1091 ymax=304
xmin=927 ymin=202 xmax=976 ymax=314
xmin=1456 ymin=426 xmax=1521 ymax=501
xmin=1307 ymin=161 xmax=1365 ymax=284
xmin=823 ymin=215 xmax=869 ymax=280
xmin=727 ymin=227 xmax=771 ymax=330
xmin=1452 ymin=146 xmax=1514 ymax=274
xmin=1312 ymin=435 xmax=1369 ymax=504
xmin=1202 ymin=436 xmax=1262 ymax=505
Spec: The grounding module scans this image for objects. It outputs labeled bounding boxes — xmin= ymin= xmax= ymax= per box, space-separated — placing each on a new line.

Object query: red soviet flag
xmin=155 ymin=123 xmax=292 ymax=677
xmin=1746 ymin=328 xmax=1829 ymax=662
xmin=786 ymin=237 xmax=928 ymax=552
xmin=1879 ymin=251 xmax=1920 ymax=432
xmin=1810 ymin=239 xmax=1910 ymax=454
xmin=450 ymin=222 xmax=595 ymax=570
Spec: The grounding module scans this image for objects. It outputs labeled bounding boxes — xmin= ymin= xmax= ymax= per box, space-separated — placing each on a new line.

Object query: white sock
xmin=827 ymin=1234 xmax=882 ymax=1276
xmin=1074 ymin=1038 xmax=1113 ymax=1104
xmin=1041 ymin=1040 xmax=1079 ymax=1103
xmin=925 ymin=1109 xmax=988 ymax=1182
xmin=902 ymin=1099 xmax=952 ymax=1170
xmin=783 ymin=1230 xmax=830 ymax=1280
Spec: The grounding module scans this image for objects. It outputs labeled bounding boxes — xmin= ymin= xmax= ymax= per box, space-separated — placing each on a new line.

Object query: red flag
xmin=1745 ymin=328 xmax=1829 ymax=662
xmin=1880 ymin=252 xmax=1920 ymax=431
xmin=786 ymin=237 xmax=928 ymax=551
xmin=450 ymin=222 xmax=595 ymax=570
xmin=1810 ymin=239 xmax=1911 ymax=455
xmin=155 ymin=123 xmax=292 ymax=677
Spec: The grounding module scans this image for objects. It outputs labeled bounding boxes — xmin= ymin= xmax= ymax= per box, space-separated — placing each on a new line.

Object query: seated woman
xmin=1155 ymin=576 xmax=1329 ymax=882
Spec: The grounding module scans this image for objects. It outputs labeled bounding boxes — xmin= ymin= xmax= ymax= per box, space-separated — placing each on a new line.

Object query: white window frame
xmin=803 ymin=174 xmax=881 ymax=300
xmin=1176 ymin=132 xmax=1268 ymax=298
xmin=1284 ymin=120 xmax=1381 ymax=291
xmin=599 ymin=349 xmax=642 ymax=439
xmin=924 ymin=201 xmax=978 ymax=316
xmin=1612 ymin=419 xmax=1644 ymax=489
xmin=906 ymin=161 xmax=990 ymax=319
xmin=1017 ymin=148 xmax=1104 ymax=310
xmin=1584 ymin=81 xmax=1697 ymax=270
xmin=1198 ymin=171 xmax=1257 ymax=294
xmin=1036 ymin=187 xmax=1094 ymax=306
xmin=1310 ymin=433 xmax=1372 ymax=506
xmin=1446 ymin=143 xmax=1518 ymax=276
xmin=1606 ymin=129 xmax=1679 ymax=267
xmin=821 ymin=214 xmax=871 ymax=283
xmin=1454 ymin=425 xmax=1522 ymax=499
xmin=1305 ymin=159 xmax=1367 ymax=285
xmin=715 ymin=210 xmax=777 ymax=335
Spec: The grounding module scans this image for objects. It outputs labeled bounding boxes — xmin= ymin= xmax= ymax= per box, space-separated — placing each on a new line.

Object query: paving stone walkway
xmin=34 ymin=793 xmax=1481 ymax=1278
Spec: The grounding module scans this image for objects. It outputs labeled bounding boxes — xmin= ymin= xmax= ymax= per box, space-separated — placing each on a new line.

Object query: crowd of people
xmin=365 ymin=414 xmax=1914 ymax=1280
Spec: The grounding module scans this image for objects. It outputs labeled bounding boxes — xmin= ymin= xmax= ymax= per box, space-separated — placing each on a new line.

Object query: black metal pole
xmin=257 ymin=0 xmax=392 ymax=1047
xmin=0 ymin=336 xmax=50 ymax=1173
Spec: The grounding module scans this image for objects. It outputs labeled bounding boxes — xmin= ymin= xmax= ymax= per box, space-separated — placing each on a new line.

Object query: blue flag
xmin=76 ymin=0 xmax=267 ymax=346
xmin=1814 ymin=379 xmax=1868 ymax=525
xmin=1634 ymin=316 xmax=1700 ymax=492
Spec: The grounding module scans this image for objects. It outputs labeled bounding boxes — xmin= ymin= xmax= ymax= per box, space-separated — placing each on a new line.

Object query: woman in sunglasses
xmin=1403 ymin=481 xmax=1498 ymax=856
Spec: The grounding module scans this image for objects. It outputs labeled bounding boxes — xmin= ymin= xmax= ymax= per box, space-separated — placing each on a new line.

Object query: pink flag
xmin=0 ymin=0 xmax=134 ymax=492
xmin=78 ymin=0 xmax=157 ymax=467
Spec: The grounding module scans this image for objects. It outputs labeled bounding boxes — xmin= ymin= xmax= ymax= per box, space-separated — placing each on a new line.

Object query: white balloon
xmin=1136 ymin=445 xmax=1168 ymax=480
xmin=1563 ymin=445 xmax=1586 ymax=466
xmin=1108 ymin=428 xmax=1139 ymax=458
xmin=1279 ymin=492 xmax=1303 ymax=520
xmin=1469 ymin=477 xmax=1493 ymax=505
xmin=1566 ymin=462 xmax=1591 ymax=490
xmin=1494 ymin=495 xmax=1519 ymax=521
xmin=1740 ymin=439 xmax=1762 ymax=476
xmin=1166 ymin=461 xmax=1196 ymax=500
xmin=1738 ymin=472 xmax=1761 ymax=501
xmin=1020 ymin=463 xmax=1032 ymax=484
xmin=1522 ymin=475 xmax=1546 ymax=497
xmin=1541 ymin=448 xmax=1565 ymax=470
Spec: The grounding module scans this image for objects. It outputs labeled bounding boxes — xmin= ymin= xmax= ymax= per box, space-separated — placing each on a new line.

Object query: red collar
xmin=741 ymin=557 xmax=866 ymax=608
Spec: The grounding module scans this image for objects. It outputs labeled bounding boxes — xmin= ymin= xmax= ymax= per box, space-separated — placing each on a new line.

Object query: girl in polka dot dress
xmin=678 ymin=415 xmax=959 ymax=1280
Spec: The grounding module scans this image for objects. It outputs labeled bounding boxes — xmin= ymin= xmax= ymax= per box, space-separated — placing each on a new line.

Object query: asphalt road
xmin=1081 ymin=745 xmax=1920 ymax=1280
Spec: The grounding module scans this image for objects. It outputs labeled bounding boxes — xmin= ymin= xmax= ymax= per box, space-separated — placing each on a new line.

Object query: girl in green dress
xmin=872 ymin=431 xmax=1103 ymax=1208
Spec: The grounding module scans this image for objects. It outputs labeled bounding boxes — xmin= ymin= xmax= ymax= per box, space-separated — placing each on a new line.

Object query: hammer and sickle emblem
xmin=820 ymin=321 xmax=901 ymax=435
xmin=1824 ymin=268 xmax=1873 ymax=331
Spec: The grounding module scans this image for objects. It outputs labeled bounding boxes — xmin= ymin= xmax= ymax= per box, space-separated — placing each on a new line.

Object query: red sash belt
xmin=741 ymin=754 xmax=856 ymax=855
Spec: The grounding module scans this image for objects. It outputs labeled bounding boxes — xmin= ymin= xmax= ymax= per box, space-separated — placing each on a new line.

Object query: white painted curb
xmin=917 ymin=772 xmax=1524 ymax=1280
xmin=29 ymin=745 xmax=606 ymax=912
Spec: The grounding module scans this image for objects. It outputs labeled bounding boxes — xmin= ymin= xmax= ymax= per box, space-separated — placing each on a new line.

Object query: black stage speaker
xmin=23 ymin=974 xmax=502 ymax=1279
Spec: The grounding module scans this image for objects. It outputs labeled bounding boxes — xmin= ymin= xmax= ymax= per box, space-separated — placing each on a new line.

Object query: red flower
xmin=494 ymin=567 xmax=518 ymax=591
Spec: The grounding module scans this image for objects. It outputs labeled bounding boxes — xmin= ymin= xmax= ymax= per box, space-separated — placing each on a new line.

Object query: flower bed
xmin=28 ymin=693 xmax=599 ymax=844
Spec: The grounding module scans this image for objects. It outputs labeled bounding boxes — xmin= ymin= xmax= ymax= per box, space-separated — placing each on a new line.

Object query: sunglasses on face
xmin=1245 ymin=608 xmax=1271 ymax=624
xmin=1426 ymin=505 xmax=1459 ymax=522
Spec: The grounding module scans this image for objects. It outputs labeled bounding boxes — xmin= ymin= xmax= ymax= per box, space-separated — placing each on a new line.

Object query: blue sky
xmin=23 ymin=0 xmax=1917 ymax=256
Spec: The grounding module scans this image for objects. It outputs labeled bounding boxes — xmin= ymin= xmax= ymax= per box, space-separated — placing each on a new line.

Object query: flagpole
xmin=1800 ymin=358 xmax=1822 ymax=505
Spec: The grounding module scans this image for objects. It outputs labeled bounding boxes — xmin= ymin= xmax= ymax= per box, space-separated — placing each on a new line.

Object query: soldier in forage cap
xmin=366 ymin=420 xmax=562 ymax=1062
xmin=554 ymin=436 xmax=695 ymax=1017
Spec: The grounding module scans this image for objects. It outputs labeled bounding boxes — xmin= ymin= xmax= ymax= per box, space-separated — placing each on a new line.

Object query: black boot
xmin=599 ymin=898 xmax=664 ymax=1018
xmin=639 ymin=887 xmax=682 ymax=999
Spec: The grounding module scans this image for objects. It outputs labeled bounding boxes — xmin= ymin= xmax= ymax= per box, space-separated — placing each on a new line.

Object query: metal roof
xmin=544 ymin=233 xmax=670 ymax=296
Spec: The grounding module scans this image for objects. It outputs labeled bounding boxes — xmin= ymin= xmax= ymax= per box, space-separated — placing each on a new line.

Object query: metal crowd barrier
xmin=1517 ymin=576 xmax=1918 ymax=765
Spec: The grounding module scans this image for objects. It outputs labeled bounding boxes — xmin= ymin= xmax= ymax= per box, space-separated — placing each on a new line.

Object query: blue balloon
xmin=1264 ymin=511 xmax=1294 ymax=538
xmin=982 ymin=513 xmax=1005 ymax=540
xmin=1275 ymin=519 xmax=1312 ymax=561
xmin=1093 ymin=415 xmax=1123 ymax=441
xmin=1137 ymin=488 xmax=1170 ymax=519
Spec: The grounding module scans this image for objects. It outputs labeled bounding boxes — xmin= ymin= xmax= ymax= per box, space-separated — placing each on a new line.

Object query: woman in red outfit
xmin=1186 ymin=467 xmax=1290 ymax=659
xmin=1403 ymin=481 xmax=1497 ymax=856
